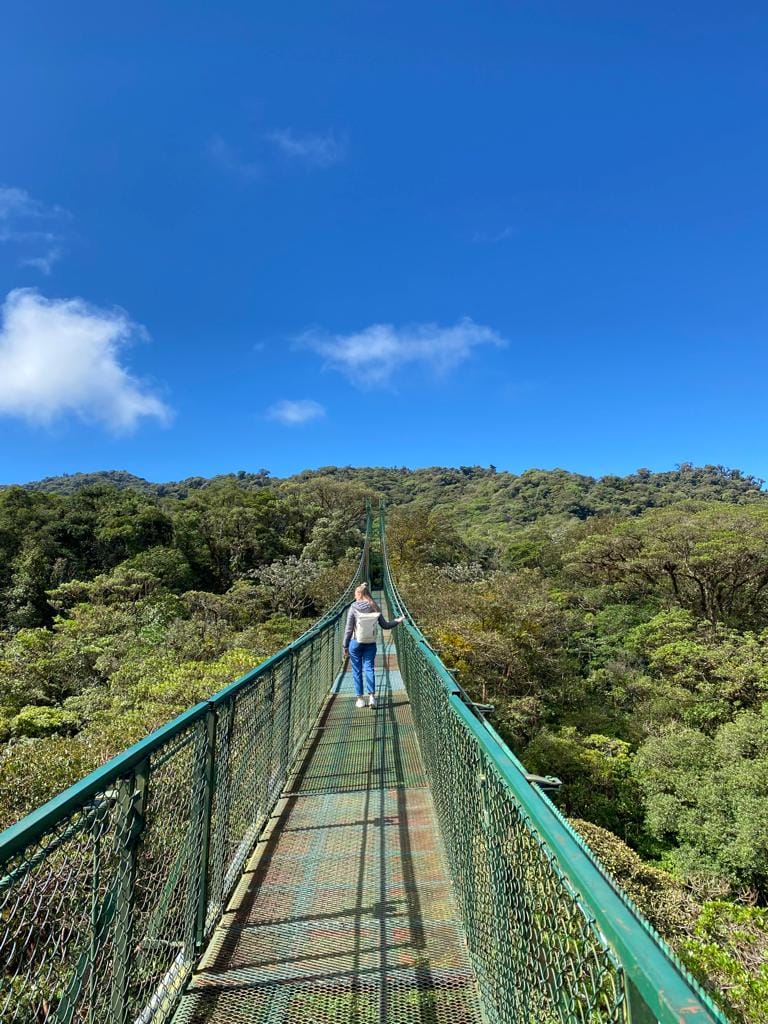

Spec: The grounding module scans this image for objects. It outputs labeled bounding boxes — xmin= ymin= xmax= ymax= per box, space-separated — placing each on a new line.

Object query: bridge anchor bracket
xmin=525 ymin=773 xmax=562 ymax=793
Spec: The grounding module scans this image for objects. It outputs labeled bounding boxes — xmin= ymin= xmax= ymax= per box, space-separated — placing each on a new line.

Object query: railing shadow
xmin=184 ymin=617 xmax=458 ymax=1024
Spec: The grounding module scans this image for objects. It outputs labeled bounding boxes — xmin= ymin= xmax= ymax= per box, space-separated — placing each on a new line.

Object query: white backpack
xmin=354 ymin=611 xmax=379 ymax=644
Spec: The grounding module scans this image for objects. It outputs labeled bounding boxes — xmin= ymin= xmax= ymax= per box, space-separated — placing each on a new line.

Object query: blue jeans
xmin=349 ymin=639 xmax=376 ymax=697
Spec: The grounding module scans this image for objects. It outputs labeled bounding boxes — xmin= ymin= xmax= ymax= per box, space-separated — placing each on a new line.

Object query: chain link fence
xmin=0 ymin=525 xmax=370 ymax=1024
xmin=379 ymin=507 xmax=728 ymax=1024
xmin=1 ymin=506 xmax=730 ymax=1024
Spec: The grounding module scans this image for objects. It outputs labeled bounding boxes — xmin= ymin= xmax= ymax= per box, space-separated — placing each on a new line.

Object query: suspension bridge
xmin=0 ymin=508 xmax=728 ymax=1023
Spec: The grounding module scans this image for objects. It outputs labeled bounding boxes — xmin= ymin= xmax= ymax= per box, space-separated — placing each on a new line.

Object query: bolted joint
xmin=525 ymin=773 xmax=562 ymax=793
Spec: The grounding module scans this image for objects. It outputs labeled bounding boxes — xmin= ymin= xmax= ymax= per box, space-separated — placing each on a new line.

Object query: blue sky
xmin=1 ymin=2 xmax=767 ymax=484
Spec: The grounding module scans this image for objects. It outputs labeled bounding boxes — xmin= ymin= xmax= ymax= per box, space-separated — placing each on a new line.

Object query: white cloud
xmin=267 ymin=399 xmax=326 ymax=425
xmin=0 ymin=289 xmax=171 ymax=432
xmin=472 ymin=225 xmax=516 ymax=243
xmin=267 ymin=129 xmax=346 ymax=168
xmin=0 ymin=185 xmax=71 ymax=273
xmin=0 ymin=187 xmax=42 ymax=220
xmin=301 ymin=317 xmax=505 ymax=387
xmin=20 ymin=247 xmax=64 ymax=276
xmin=208 ymin=128 xmax=345 ymax=180
xmin=207 ymin=136 xmax=262 ymax=180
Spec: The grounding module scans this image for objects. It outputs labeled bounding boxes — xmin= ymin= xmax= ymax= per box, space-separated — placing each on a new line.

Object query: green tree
xmin=570 ymin=503 xmax=768 ymax=628
xmin=301 ymin=512 xmax=364 ymax=564
xmin=170 ymin=484 xmax=303 ymax=589
xmin=626 ymin=609 xmax=768 ymax=730
xmin=682 ymin=902 xmax=768 ymax=1024
xmin=387 ymin=505 xmax=472 ymax=567
xmin=570 ymin=817 xmax=698 ymax=937
xmin=633 ymin=708 xmax=768 ymax=894
xmin=524 ymin=728 xmax=645 ymax=840
xmin=11 ymin=706 xmax=79 ymax=738
xmin=250 ymin=556 xmax=323 ymax=618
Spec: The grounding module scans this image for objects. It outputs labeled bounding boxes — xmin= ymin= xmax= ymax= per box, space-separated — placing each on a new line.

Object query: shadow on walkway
xmin=172 ymin=618 xmax=482 ymax=1024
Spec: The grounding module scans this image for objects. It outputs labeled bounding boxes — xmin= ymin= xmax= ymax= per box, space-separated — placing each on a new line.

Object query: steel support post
xmin=285 ymin=647 xmax=297 ymax=767
xmin=209 ymin=701 xmax=235 ymax=919
xmin=193 ymin=709 xmax=217 ymax=950
xmin=626 ymin=978 xmax=660 ymax=1024
xmin=109 ymin=759 xmax=149 ymax=1024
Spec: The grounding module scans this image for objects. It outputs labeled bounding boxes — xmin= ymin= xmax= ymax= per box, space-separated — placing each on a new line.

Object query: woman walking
xmin=343 ymin=583 xmax=404 ymax=708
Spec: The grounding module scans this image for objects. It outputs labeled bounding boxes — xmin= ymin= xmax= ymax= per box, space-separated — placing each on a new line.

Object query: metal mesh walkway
xmin=0 ymin=521 xmax=731 ymax=1024
xmin=172 ymin=622 xmax=484 ymax=1024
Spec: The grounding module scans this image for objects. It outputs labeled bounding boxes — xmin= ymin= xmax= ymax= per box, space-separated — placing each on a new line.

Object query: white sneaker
xmin=355 ymin=698 xmax=365 ymax=708
xmin=368 ymin=694 xmax=376 ymax=708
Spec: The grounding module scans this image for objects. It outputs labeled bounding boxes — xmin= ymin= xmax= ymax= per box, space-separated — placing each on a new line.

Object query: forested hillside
xmin=9 ymin=461 xmax=762 ymax=521
xmin=1 ymin=463 xmax=767 ymax=1021
xmin=0 ymin=476 xmax=369 ymax=827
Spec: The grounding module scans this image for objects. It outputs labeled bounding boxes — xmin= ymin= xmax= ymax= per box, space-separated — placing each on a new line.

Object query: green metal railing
xmin=378 ymin=505 xmax=728 ymax=1024
xmin=0 ymin=516 xmax=371 ymax=1024
xmin=0 ymin=505 xmax=732 ymax=1024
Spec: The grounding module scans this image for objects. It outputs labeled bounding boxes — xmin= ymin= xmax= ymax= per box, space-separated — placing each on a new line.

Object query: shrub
xmin=11 ymin=705 xmax=80 ymax=739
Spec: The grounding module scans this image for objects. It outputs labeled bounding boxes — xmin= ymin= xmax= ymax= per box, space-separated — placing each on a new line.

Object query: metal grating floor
xmin=172 ymin=624 xmax=484 ymax=1023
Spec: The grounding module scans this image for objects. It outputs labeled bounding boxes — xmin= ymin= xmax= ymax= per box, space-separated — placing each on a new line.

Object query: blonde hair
xmin=354 ymin=582 xmax=380 ymax=612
